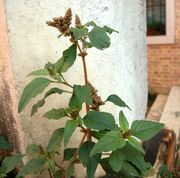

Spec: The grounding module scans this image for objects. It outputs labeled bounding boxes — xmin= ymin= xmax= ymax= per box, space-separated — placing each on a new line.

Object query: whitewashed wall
xmin=5 ymin=0 xmax=147 ymax=177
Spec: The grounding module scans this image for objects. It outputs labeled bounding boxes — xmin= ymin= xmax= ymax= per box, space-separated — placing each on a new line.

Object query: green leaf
xmin=43 ymin=108 xmax=67 ymax=120
xmin=27 ymin=69 xmax=49 ymax=76
xmin=31 ymin=88 xmax=64 ymax=116
xmin=106 ymin=94 xmax=131 ymax=110
xmin=128 ymin=136 xmax=145 ymax=154
xmin=0 ymin=154 xmax=23 ymax=174
xmin=88 ymin=26 xmax=110 ymax=50
xmin=64 ymin=120 xmax=78 ymax=147
xmin=46 ymin=128 xmax=64 ymax=153
xmin=18 ymin=156 xmax=46 ymax=176
xmin=131 ymin=120 xmax=164 ymax=140
xmin=120 ymin=143 xmax=147 ymax=173
xmin=83 ymin=111 xmax=116 ymax=130
xmin=0 ymin=136 xmax=10 ymax=150
xmin=65 ymin=163 xmax=75 ymax=178
xmin=100 ymin=158 xmax=116 ymax=175
xmin=63 ymin=148 xmax=77 ymax=161
xmin=18 ymin=78 xmax=51 ymax=112
xmin=70 ymin=27 xmax=88 ymax=40
xmin=85 ymin=21 xmax=97 ymax=27
xmin=58 ymin=44 xmax=77 ymax=73
xmin=78 ymin=141 xmax=101 ymax=178
xmin=26 ymin=144 xmax=42 ymax=157
xmin=109 ymin=149 xmax=124 ymax=172
xmin=119 ymin=111 xmax=129 ymax=130
xmin=103 ymin=26 xmax=119 ymax=34
xmin=46 ymin=159 xmax=56 ymax=175
xmin=68 ymin=95 xmax=82 ymax=111
xmin=73 ymin=85 xmax=93 ymax=105
xmin=90 ymin=130 xmax=126 ymax=156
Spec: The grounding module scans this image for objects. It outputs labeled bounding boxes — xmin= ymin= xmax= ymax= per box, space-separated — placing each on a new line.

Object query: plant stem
xmin=48 ymin=169 xmax=53 ymax=178
xmin=77 ymin=42 xmax=92 ymax=141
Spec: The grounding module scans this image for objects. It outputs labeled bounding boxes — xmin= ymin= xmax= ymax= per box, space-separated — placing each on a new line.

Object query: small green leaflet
xmin=70 ymin=27 xmax=88 ymax=40
xmin=64 ymin=120 xmax=78 ymax=147
xmin=88 ymin=26 xmax=110 ymax=50
xmin=131 ymin=120 xmax=164 ymax=140
xmin=83 ymin=111 xmax=117 ymax=130
xmin=18 ymin=78 xmax=51 ymax=112
xmin=128 ymin=136 xmax=145 ymax=154
xmin=90 ymin=130 xmax=126 ymax=156
xmin=103 ymin=26 xmax=119 ymax=34
xmin=27 ymin=69 xmax=49 ymax=77
xmin=85 ymin=21 xmax=97 ymax=27
xmin=68 ymin=95 xmax=82 ymax=111
xmin=78 ymin=141 xmax=101 ymax=178
xmin=63 ymin=148 xmax=77 ymax=161
xmin=106 ymin=94 xmax=131 ymax=110
xmin=26 ymin=144 xmax=42 ymax=157
xmin=46 ymin=128 xmax=64 ymax=153
xmin=43 ymin=108 xmax=67 ymax=120
xmin=31 ymin=87 xmax=64 ymax=116
xmin=119 ymin=111 xmax=129 ymax=131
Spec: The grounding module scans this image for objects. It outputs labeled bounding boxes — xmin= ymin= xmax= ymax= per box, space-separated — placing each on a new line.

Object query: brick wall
xmin=148 ymin=0 xmax=180 ymax=94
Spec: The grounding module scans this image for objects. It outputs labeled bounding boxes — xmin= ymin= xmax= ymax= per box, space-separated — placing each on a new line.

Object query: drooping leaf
xmin=58 ymin=44 xmax=77 ymax=73
xmin=70 ymin=27 xmax=88 ymax=40
xmin=68 ymin=95 xmax=82 ymax=111
xmin=106 ymin=94 xmax=131 ymax=110
xmin=78 ymin=141 xmax=101 ymax=178
xmin=83 ymin=111 xmax=116 ymax=130
xmin=43 ymin=108 xmax=67 ymax=120
xmin=46 ymin=128 xmax=64 ymax=153
xmin=88 ymin=26 xmax=110 ymax=50
xmin=119 ymin=111 xmax=129 ymax=130
xmin=18 ymin=78 xmax=51 ymax=112
xmin=103 ymin=26 xmax=119 ymax=34
xmin=90 ymin=130 xmax=126 ymax=156
xmin=27 ymin=69 xmax=49 ymax=76
xmin=0 ymin=154 xmax=23 ymax=174
xmin=0 ymin=136 xmax=10 ymax=150
xmin=63 ymin=148 xmax=77 ymax=161
xmin=73 ymin=85 xmax=93 ymax=105
xmin=109 ymin=149 xmax=124 ymax=172
xmin=26 ymin=144 xmax=42 ymax=157
xmin=31 ymin=88 xmax=64 ymax=116
xmin=18 ymin=156 xmax=46 ymax=176
xmin=128 ymin=136 xmax=145 ymax=154
xmin=64 ymin=120 xmax=78 ymax=147
xmin=131 ymin=120 xmax=164 ymax=140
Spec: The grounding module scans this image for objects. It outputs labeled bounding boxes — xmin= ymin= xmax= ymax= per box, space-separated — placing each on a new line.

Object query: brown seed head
xmin=75 ymin=15 xmax=81 ymax=28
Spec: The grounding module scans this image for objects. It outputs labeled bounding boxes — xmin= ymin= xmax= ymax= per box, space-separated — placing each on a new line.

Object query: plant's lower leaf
xmin=63 ymin=148 xmax=77 ymax=161
xmin=18 ymin=156 xmax=46 ymax=176
xmin=109 ymin=150 xmax=124 ymax=172
xmin=78 ymin=141 xmax=101 ymax=178
xmin=64 ymin=120 xmax=78 ymax=147
xmin=46 ymin=128 xmax=64 ymax=153
xmin=131 ymin=120 xmax=164 ymax=140
xmin=90 ymin=130 xmax=126 ymax=156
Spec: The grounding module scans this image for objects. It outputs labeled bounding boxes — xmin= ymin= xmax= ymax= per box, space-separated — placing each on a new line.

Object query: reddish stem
xmin=48 ymin=169 xmax=53 ymax=178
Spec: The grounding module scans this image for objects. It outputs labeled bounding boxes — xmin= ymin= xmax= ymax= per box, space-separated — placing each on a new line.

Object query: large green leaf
xmin=18 ymin=78 xmax=51 ymax=112
xmin=88 ymin=26 xmax=110 ymax=50
xmin=73 ymin=85 xmax=93 ymax=105
xmin=0 ymin=154 xmax=23 ymax=174
xmin=27 ymin=69 xmax=49 ymax=76
xmin=70 ymin=27 xmax=88 ymax=40
xmin=0 ymin=136 xmax=10 ymax=150
xmin=90 ymin=130 xmax=126 ymax=156
xmin=64 ymin=120 xmax=78 ymax=147
xmin=18 ymin=156 xmax=46 ymax=176
xmin=78 ymin=141 xmax=101 ymax=178
xmin=131 ymin=120 xmax=164 ymax=140
xmin=128 ymin=136 xmax=145 ymax=154
xmin=106 ymin=94 xmax=131 ymax=110
xmin=119 ymin=111 xmax=129 ymax=131
xmin=43 ymin=108 xmax=67 ymax=120
xmin=83 ymin=111 xmax=116 ymax=130
xmin=58 ymin=44 xmax=77 ymax=73
xmin=109 ymin=149 xmax=124 ymax=172
xmin=63 ymin=148 xmax=77 ymax=161
xmin=31 ymin=88 xmax=64 ymax=116
xmin=46 ymin=128 xmax=64 ymax=153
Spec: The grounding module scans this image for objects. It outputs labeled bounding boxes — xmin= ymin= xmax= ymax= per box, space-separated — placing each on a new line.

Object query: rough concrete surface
xmin=5 ymin=0 xmax=147 ymax=177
